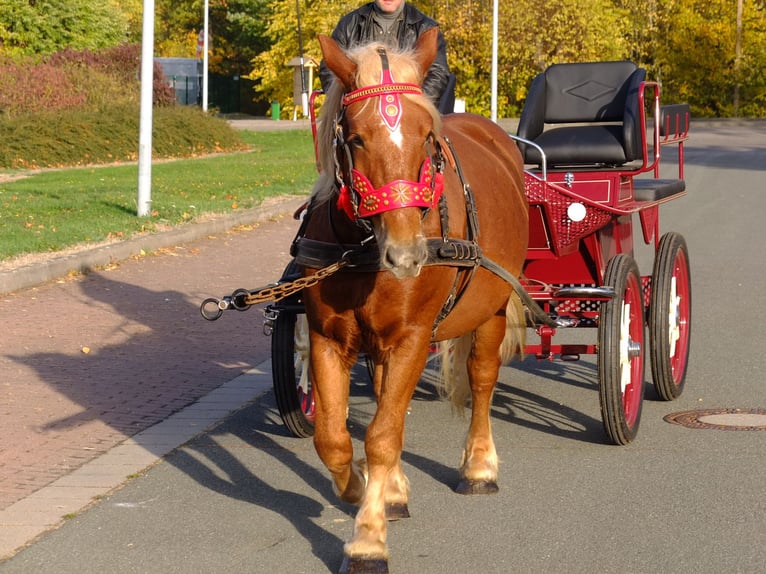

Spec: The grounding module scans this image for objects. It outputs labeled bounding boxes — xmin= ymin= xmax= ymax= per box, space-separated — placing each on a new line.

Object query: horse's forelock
xmin=352 ymin=42 xmax=421 ymax=85
xmin=348 ymin=42 xmax=441 ymax=131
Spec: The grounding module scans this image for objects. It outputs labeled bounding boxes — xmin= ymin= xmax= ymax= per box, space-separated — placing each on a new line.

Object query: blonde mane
xmin=312 ymin=42 xmax=442 ymax=204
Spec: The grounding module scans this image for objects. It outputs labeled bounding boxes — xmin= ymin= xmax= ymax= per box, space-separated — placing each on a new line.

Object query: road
xmin=1 ymin=120 xmax=765 ymax=574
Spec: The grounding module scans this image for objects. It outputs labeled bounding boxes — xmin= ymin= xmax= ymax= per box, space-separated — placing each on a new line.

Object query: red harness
xmin=338 ymin=156 xmax=444 ymax=219
xmin=336 ymin=49 xmax=444 ymax=221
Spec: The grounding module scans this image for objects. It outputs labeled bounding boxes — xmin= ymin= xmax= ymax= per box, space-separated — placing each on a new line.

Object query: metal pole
xmin=137 ymin=0 xmax=155 ymax=217
xmin=491 ymin=0 xmax=498 ymax=123
xmin=202 ymin=0 xmax=209 ymax=111
xmin=734 ymin=0 xmax=743 ymax=117
xmin=295 ymin=0 xmax=308 ymax=117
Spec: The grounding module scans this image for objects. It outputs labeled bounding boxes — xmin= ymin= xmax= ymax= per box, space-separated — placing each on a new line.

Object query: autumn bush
xmin=0 ymin=44 xmax=246 ymax=169
xmin=0 ymin=105 xmax=248 ymax=170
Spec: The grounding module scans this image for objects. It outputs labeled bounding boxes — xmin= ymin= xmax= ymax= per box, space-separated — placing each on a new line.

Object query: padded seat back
xmin=517 ymin=61 xmax=646 ymax=167
xmin=438 ymin=73 xmax=457 ymax=114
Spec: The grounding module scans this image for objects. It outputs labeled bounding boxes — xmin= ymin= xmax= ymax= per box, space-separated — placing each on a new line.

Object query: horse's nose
xmin=383 ymin=237 xmax=428 ymax=279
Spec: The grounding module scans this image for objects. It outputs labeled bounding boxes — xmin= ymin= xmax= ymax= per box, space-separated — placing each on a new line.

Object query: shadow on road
xmin=166 ymin=394 xmax=351 ymax=572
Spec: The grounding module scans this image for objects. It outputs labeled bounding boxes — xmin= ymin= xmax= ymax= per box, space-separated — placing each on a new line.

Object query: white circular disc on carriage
xmin=567 ymin=202 xmax=587 ymax=222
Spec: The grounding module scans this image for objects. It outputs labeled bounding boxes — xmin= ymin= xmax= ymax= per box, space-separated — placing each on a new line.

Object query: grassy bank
xmin=0 ymin=130 xmax=316 ymax=262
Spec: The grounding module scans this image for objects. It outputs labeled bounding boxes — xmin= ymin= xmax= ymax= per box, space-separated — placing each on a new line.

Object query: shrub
xmin=0 ymin=106 xmax=248 ymax=170
xmin=0 ymin=44 xmax=175 ymax=118
xmin=0 ymin=43 xmax=226 ymax=169
xmin=0 ymin=60 xmax=88 ymax=117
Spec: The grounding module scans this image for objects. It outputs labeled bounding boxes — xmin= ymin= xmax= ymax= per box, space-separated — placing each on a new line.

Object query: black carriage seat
xmin=632 ymin=177 xmax=686 ymax=202
xmin=437 ymin=73 xmax=457 ymax=115
xmin=632 ymin=102 xmax=691 ymax=201
xmin=516 ymin=61 xmax=646 ymax=168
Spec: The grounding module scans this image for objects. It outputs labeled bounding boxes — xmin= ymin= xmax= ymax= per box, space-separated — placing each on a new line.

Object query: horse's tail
xmin=436 ymin=333 xmax=472 ymax=413
xmin=437 ymin=293 xmax=526 ymax=413
xmin=501 ymin=291 xmax=526 ymax=364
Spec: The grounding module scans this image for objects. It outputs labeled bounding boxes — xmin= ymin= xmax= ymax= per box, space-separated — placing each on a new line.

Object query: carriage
xmin=200 ymin=32 xmax=691 ymax=572
xmin=209 ymin=60 xmax=690 ymax=446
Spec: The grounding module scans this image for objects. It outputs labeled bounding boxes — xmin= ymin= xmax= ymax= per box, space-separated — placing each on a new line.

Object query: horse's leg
xmin=311 ymin=334 xmax=367 ymax=505
xmin=456 ymin=315 xmax=506 ymax=495
xmin=341 ymin=342 xmax=428 ymax=571
xmin=370 ymin=360 xmax=411 ymax=521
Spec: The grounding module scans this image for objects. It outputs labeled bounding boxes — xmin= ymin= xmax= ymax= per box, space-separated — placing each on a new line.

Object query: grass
xmin=0 ymin=130 xmax=317 ymax=262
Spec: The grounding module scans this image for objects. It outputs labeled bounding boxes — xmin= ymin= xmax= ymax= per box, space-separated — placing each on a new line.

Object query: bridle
xmin=332 ymin=48 xmax=445 ymax=225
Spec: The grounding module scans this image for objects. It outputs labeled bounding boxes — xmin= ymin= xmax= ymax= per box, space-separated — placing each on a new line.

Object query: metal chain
xmin=243 ymin=258 xmax=349 ymax=306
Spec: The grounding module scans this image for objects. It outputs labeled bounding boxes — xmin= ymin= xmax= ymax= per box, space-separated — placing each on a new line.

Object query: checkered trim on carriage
xmin=642 ymin=275 xmax=652 ymax=309
xmin=524 ymin=175 xmax=614 ymax=254
xmin=550 ymin=284 xmax=603 ymax=314
xmin=550 ymin=278 xmax=654 ymax=317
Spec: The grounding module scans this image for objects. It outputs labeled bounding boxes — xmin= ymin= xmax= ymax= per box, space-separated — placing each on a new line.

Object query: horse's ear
xmin=413 ymin=28 xmax=439 ymax=80
xmin=318 ymin=34 xmax=357 ymax=90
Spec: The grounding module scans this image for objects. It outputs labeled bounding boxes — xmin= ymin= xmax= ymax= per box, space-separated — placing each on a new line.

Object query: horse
xmin=294 ymin=29 xmax=529 ymax=573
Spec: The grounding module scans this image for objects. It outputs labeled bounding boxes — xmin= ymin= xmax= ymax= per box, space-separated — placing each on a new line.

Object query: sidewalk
xmin=0 ymin=196 xmax=306 ymax=559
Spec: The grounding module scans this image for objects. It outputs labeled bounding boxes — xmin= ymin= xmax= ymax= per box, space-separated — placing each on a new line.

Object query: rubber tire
xmin=271 ymin=311 xmax=315 ymax=438
xmin=649 ymin=232 xmax=691 ymax=401
xmin=598 ymin=255 xmax=646 ymax=445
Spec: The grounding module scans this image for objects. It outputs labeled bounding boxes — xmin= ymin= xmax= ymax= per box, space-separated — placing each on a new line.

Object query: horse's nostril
xmin=384 ymin=248 xmax=399 ymax=269
xmin=383 ymin=240 xmax=427 ymax=278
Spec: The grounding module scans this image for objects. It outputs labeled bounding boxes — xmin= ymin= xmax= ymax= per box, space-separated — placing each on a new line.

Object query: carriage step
xmin=552 ymin=286 xmax=615 ymax=300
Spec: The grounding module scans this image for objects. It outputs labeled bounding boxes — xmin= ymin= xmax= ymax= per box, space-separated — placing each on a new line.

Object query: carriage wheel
xmin=364 ymin=355 xmax=375 ymax=383
xmin=649 ymin=232 xmax=691 ymax=401
xmin=271 ymin=311 xmax=315 ymax=438
xmin=598 ymin=255 xmax=645 ymax=445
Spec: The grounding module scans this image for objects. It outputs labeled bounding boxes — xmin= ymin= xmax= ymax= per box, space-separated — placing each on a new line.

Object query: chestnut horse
xmin=295 ymin=29 xmax=528 ymax=573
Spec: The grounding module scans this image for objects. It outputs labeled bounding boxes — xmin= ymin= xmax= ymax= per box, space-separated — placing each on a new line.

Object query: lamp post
xmin=202 ymin=0 xmax=209 ymax=112
xmin=296 ymin=0 xmax=308 ymax=117
xmin=491 ymin=0 xmax=498 ymax=123
xmin=734 ymin=0 xmax=743 ymax=117
xmin=137 ymin=0 xmax=155 ymax=217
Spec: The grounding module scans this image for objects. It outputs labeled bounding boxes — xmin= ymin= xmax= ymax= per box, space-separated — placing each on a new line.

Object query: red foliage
xmin=0 ymin=62 xmax=87 ymax=116
xmin=0 ymin=44 xmax=176 ymax=117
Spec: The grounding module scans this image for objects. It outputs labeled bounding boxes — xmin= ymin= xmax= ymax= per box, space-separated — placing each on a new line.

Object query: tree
xmin=421 ymin=0 xmax=628 ymax=116
xmin=248 ymin=1 xmax=353 ymax=114
xmin=111 ymin=0 xmax=144 ymax=43
xmin=0 ymin=0 xmax=128 ymax=56
xmin=615 ymin=0 xmax=766 ymax=117
xmin=243 ymin=0 xmax=766 ymax=117
xmin=150 ymin=0 xmax=271 ymax=76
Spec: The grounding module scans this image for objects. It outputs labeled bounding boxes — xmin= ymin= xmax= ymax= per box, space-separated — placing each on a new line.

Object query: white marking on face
xmin=389 ymin=125 xmax=403 ymax=148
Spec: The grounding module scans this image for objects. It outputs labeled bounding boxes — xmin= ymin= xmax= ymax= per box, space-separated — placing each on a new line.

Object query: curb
xmin=0 ymin=196 xmax=308 ymax=296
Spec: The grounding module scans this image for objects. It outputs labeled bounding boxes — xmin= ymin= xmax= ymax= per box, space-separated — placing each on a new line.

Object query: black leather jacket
xmin=319 ymin=2 xmax=450 ymax=104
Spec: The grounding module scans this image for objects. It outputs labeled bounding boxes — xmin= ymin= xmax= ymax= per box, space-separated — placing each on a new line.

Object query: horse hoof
xmin=339 ymin=556 xmax=389 ymax=574
xmin=455 ymin=479 xmax=499 ymax=495
xmin=385 ymin=502 xmax=411 ymax=521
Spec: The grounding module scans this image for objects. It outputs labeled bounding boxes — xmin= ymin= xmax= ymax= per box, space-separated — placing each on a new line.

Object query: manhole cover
xmin=664 ymin=408 xmax=766 ymax=431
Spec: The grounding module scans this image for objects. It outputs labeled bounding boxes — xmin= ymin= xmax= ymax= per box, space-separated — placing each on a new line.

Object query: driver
xmin=318 ymin=0 xmax=451 ymax=110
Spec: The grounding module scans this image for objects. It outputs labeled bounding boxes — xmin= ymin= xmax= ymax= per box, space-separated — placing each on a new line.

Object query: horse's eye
xmin=347 ymin=134 xmax=365 ymax=149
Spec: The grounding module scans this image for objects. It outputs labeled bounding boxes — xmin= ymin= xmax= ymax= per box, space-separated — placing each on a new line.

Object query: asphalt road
xmin=2 ymin=121 xmax=765 ymax=574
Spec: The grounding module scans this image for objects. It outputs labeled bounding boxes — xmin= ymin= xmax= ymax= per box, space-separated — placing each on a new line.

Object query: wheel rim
xmin=668 ymin=250 xmax=691 ymax=385
xmin=620 ymin=273 xmax=644 ymax=427
xmin=294 ymin=316 xmax=315 ymax=421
